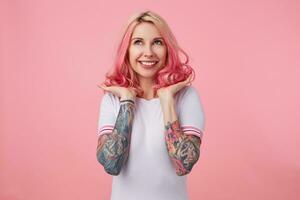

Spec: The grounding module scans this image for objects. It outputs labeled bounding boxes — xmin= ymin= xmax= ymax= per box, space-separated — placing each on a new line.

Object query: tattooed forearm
xmin=164 ymin=120 xmax=201 ymax=176
xmin=96 ymin=100 xmax=135 ymax=175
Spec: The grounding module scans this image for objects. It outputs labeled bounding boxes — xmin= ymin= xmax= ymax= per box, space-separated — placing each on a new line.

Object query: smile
xmin=138 ymin=61 xmax=159 ymax=68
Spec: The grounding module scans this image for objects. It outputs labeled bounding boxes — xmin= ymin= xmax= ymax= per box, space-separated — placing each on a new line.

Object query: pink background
xmin=1 ymin=0 xmax=299 ymax=199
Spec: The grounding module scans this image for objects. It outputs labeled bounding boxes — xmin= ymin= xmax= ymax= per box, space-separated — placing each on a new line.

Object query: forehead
xmin=131 ymin=22 xmax=162 ymax=39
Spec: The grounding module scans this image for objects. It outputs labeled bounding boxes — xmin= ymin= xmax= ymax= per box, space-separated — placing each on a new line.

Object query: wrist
xmin=159 ymin=95 xmax=174 ymax=104
xmin=120 ymin=95 xmax=135 ymax=102
xmin=120 ymin=99 xmax=135 ymax=106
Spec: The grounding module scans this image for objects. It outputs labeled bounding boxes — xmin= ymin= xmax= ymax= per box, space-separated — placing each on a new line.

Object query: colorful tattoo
xmin=97 ymin=100 xmax=135 ymax=175
xmin=164 ymin=120 xmax=201 ymax=176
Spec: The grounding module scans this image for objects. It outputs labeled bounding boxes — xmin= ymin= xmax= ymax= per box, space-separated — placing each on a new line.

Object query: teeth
xmin=140 ymin=61 xmax=157 ymax=66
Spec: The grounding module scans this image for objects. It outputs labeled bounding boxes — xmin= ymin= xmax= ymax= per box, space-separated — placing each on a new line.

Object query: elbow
xmin=104 ymin=167 xmax=121 ymax=176
xmin=176 ymin=166 xmax=197 ymax=176
xmin=96 ymin=150 xmax=122 ymax=176
xmin=175 ymin=156 xmax=199 ymax=176
xmin=175 ymin=168 xmax=191 ymax=176
xmin=172 ymin=162 xmax=192 ymax=176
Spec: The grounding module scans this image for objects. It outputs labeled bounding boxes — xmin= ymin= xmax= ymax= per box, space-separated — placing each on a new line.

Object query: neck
xmin=139 ymin=77 xmax=156 ymax=99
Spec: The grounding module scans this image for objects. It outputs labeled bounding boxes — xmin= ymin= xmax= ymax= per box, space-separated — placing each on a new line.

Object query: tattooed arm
xmin=160 ymin=97 xmax=201 ymax=176
xmin=96 ymin=98 xmax=135 ymax=176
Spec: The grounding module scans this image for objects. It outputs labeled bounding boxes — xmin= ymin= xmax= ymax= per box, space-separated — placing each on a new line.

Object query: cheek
xmin=129 ymin=49 xmax=141 ymax=63
xmin=155 ymin=47 xmax=167 ymax=60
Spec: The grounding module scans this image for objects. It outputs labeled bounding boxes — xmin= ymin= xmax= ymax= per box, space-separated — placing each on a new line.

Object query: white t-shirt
xmin=97 ymin=85 xmax=205 ymax=200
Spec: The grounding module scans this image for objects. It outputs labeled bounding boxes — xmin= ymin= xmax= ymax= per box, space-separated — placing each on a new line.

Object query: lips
xmin=138 ymin=60 xmax=159 ymax=68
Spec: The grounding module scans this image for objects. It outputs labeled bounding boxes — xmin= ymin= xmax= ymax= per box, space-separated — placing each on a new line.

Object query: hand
xmin=97 ymin=84 xmax=137 ymax=100
xmin=156 ymin=74 xmax=193 ymax=101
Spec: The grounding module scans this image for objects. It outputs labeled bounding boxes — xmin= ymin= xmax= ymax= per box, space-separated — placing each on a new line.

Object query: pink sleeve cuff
xmin=181 ymin=125 xmax=204 ymax=139
xmin=97 ymin=125 xmax=114 ymax=136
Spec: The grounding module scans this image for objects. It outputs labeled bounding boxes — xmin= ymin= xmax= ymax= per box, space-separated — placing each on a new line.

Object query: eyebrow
xmin=131 ymin=37 xmax=163 ymax=41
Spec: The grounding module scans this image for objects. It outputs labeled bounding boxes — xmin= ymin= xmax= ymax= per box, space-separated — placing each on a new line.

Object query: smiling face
xmin=128 ymin=22 xmax=167 ymax=83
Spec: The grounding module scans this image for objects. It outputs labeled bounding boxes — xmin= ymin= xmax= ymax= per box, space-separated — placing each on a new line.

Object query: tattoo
xmin=164 ymin=120 xmax=201 ymax=176
xmin=96 ymin=101 xmax=135 ymax=175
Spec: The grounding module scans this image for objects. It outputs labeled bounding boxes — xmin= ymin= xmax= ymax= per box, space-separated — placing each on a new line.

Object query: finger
xmin=179 ymin=75 xmax=192 ymax=85
xmin=179 ymin=74 xmax=191 ymax=84
xmin=97 ymin=84 xmax=109 ymax=91
xmin=186 ymin=74 xmax=193 ymax=83
xmin=97 ymin=85 xmax=104 ymax=90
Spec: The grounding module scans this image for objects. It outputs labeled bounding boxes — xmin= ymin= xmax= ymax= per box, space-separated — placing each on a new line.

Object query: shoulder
xmin=176 ymin=85 xmax=199 ymax=102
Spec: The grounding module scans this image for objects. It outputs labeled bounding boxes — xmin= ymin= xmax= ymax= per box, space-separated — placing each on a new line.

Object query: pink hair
xmin=100 ymin=10 xmax=195 ymax=98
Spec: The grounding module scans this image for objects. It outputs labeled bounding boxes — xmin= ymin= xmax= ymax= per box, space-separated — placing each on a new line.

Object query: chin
xmin=136 ymin=71 xmax=157 ymax=79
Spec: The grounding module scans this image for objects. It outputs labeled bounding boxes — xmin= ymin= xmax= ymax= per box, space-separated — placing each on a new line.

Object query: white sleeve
xmin=97 ymin=92 xmax=118 ymax=136
xmin=178 ymin=86 xmax=205 ymax=140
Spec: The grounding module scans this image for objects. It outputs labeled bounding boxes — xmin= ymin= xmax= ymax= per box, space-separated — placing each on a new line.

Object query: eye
xmin=154 ymin=40 xmax=163 ymax=45
xmin=133 ymin=40 xmax=142 ymax=45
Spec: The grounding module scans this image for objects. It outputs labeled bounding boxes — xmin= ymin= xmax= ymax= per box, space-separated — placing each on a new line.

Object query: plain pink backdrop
xmin=1 ymin=0 xmax=299 ymax=199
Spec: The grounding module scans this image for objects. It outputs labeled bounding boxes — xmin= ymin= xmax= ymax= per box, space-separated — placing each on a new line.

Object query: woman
xmin=96 ymin=10 xmax=205 ymax=200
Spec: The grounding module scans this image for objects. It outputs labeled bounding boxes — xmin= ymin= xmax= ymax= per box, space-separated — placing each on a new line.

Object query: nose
xmin=143 ymin=44 xmax=154 ymax=58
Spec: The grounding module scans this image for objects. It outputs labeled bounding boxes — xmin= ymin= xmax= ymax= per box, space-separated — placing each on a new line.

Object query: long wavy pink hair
xmin=100 ymin=10 xmax=196 ymax=98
